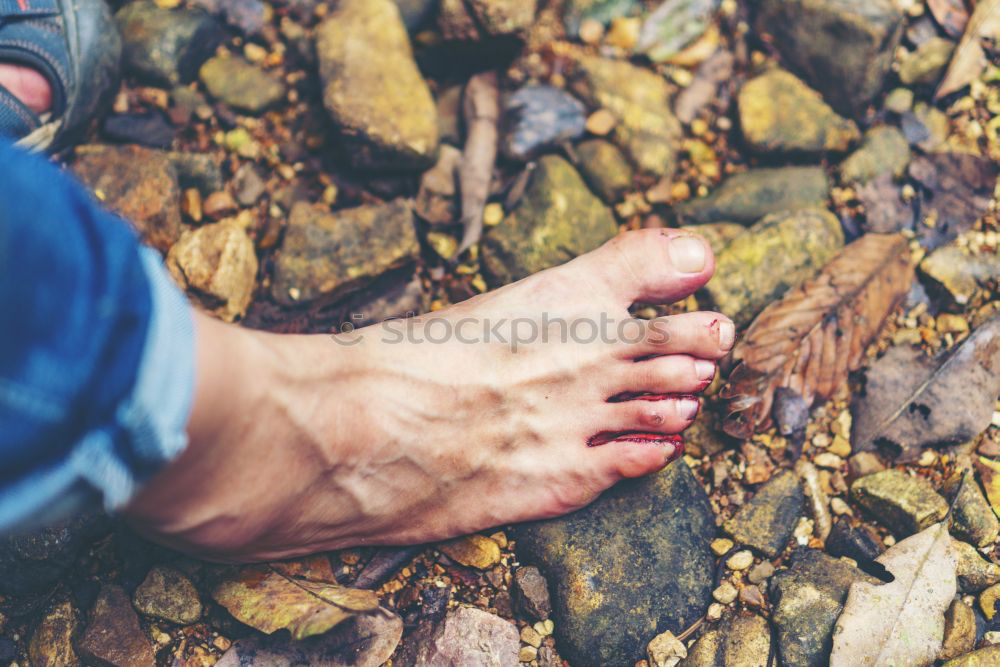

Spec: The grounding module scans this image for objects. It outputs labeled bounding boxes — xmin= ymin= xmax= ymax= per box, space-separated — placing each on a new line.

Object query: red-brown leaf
xmin=720 ymin=234 xmax=913 ymax=439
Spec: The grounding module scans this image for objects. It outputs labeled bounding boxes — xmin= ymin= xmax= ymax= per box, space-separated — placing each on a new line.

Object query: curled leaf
xmin=721 ymin=234 xmax=912 ymax=438
xmin=936 ymin=0 xmax=1000 ymax=99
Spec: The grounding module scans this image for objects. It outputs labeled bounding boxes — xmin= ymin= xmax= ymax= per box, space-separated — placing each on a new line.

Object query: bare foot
xmin=126 ymin=229 xmax=735 ymax=561
xmin=0 ymin=63 xmax=52 ymax=114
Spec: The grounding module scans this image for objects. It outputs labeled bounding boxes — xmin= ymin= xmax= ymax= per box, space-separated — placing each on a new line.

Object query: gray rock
xmin=502 ymin=85 xmax=586 ymax=161
xmin=76 ymin=585 xmax=155 ymax=667
xmin=945 ymin=471 xmax=1000 ymax=548
xmin=233 ymin=163 xmax=266 ymax=206
xmin=839 ymin=126 xmax=911 ymax=184
xmin=482 ymin=155 xmax=617 ymax=286
xmin=574 ymin=138 xmax=634 ymax=203
xmin=723 ymin=470 xmax=805 ymax=557
xmin=133 ymin=565 xmax=202 ymax=624
xmin=515 ymin=462 xmax=716 ymax=666
xmin=199 ymin=55 xmax=285 ymax=113
xmin=397 ymin=606 xmax=519 ymax=666
xmin=512 ymin=566 xmax=552 ymax=621
xmin=674 ymin=166 xmax=829 ymax=225
xmin=316 ymin=0 xmax=438 ymax=170
xmin=754 ymin=0 xmax=904 ymax=116
xmin=218 ymin=611 xmax=403 ymax=667
xmin=952 ymin=538 xmax=1000 ymax=593
xmin=770 ymin=549 xmax=878 ymax=667
xmin=850 ymin=469 xmax=949 ymax=537
xmin=116 ymin=1 xmax=225 ymax=87
xmin=272 ymin=200 xmax=419 ymax=306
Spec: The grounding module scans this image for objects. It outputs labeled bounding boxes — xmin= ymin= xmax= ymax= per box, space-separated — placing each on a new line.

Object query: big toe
xmin=580 ymin=228 xmax=716 ymax=306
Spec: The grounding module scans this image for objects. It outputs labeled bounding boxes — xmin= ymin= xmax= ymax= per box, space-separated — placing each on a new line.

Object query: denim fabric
xmin=0 ymin=140 xmax=195 ymax=531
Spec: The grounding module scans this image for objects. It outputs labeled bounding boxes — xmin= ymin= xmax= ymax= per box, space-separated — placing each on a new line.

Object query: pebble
xmin=724 ymin=470 xmax=806 ymax=557
xmin=940 ymin=599 xmax=977 ymax=661
xmin=103 ymin=112 xmax=177 ymax=149
xmin=202 ymin=190 xmax=238 ymax=220
xmin=980 ymin=583 xmax=1000 ymax=620
xmin=77 ymin=585 xmax=155 ymax=667
xmin=942 ymin=645 xmax=1000 ymax=666
xmin=830 ymin=497 xmax=852 ymax=516
xmin=899 ymin=36 xmax=954 ymax=86
xmin=850 ymin=469 xmax=949 ymax=536
xmin=439 ymin=535 xmax=501 ymax=569
xmin=738 ymin=584 xmax=766 ymax=607
xmin=647 ymin=630 xmax=686 ymax=667
xmin=847 ymin=452 xmax=886 ymax=481
xmin=501 ymin=85 xmax=586 ymax=161
xmin=747 ymin=561 xmax=775 ymax=585
xmin=825 ymin=517 xmax=883 ymax=563
xmin=706 ymin=603 xmax=724 ymax=621
xmin=884 ymin=87 xmax=914 ymax=113
xmin=520 ymin=625 xmax=542 ymax=648
xmin=585 ymin=109 xmax=616 ymax=135
xmin=713 ymin=581 xmax=738 ymax=604
xmin=233 ymin=163 xmax=266 ymax=206
xmin=814 ymin=453 xmax=844 ymax=469
xmin=574 ymin=139 xmax=633 ymax=203
xmin=133 ymin=566 xmax=202 ymax=625
xmin=199 ymin=55 xmax=285 ymax=113
xmin=726 ymin=550 xmax=754 ymax=571
xmin=921 ymin=242 xmax=1000 ymax=305
xmin=839 ymin=125 xmax=911 ymax=184
xmin=952 ymin=538 xmax=1000 ymax=593
xmin=828 ymin=435 xmax=852 ymax=458
xmin=28 ymin=600 xmax=78 ymax=667
xmin=711 ymin=538 xmax=735 ymax=556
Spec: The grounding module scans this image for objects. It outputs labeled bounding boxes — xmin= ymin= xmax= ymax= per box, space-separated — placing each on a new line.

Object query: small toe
xmin=611 ymin=354 xmax=715 ymax=397
xmin=588 ymin=434 xmax=683 ymax=480
xmin=627 ymin=312 xmax=735 ymax=360
xmin=597 ymin=395 xmax=700 ymax=436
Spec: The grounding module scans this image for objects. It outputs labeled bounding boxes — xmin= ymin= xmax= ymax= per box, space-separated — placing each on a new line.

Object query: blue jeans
xmin=0 ymin=141 xmax=195 ymax=531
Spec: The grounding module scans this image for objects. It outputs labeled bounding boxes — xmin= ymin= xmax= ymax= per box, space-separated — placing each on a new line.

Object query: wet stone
xmin=77 ymin=585 xmax=155 ymax=667
xmin=754 ymin=0 xmax=904 ymax=116
xmin=921 ymin=242 xmax=1000 ymax=306
xmin=941 ymin=599 xmax=977 ymax=661
xmin=438 ymin=0 xmax=537 ymax=40
xmin=317 ymin=0 xmax=438 ymax=170
xmin=512 ymin=566 xmax=552 ymax=621
xmin=952 ymin=538 xmax=1000 ymax=593
xmin=272 ymin=200 xmax=419 ymax=306
xmin=899 ymin=37 xmax=955 ymax=87
xmin=71 ymin=144 xmax=182 ymax=253
xmin=103 ymin=111 xmax=176 ymax=149
xmin=396 ymin=606 xmax=519 ymax=666
xmin=0 ymin=515 xmax=106 ymax=598
xmin=574 ymin=138 xmax=633 ymax=203
xmin=28 ymin=600 xmax=78 ymax=667
xmin=502 ymin=85 xmax=586 ymax=161
xmin=747 ymin=560 xmax=775 ymax=585
xmin=682 ymin=628 xmax=722 ymax=667
xmin=738 ymin=68 xmax=859 ymax=154
xmin=133 ymin=565 xmax=202 ymax=624
xmin=168 ymin=151 xmax=224 ymax=194
xmin=571 ymin=54 xmax=682 ymax=177
xmin=515 ymin=462 xmax=716 ymax=666
xmin=674 ymin=166 xmax=829 ymax=225
xmin=703 ymin=208 xmax=844 ymax=326
xmin=167 ymin=218 xmax=258 ymax=322
xmin=770 ymin=549 xmax=878 ymax=667
xmin=839 ymin=126 xmax=911 ymax=184
xmin=825 ymin=517 xmax=883 ymax=563
xmin=116 ymin=1 xmax=225 ymax=87
xmin=850 ymin=469 xmax=949 ymax=537
xmin=482 ymin=155 xmax=617 ymax=286
xmin=723 ymin=470 xmax=806 ymax=557
xmin=199 ymin=55 xmax=285 ymax=113
xmin=945 ymin=472 xmax=1000 ymax=548
xmin=647 ymin=630 xmax=686 ymax=667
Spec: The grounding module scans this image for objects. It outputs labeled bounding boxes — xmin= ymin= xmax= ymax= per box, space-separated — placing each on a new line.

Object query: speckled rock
xmin=481 ymin=155 xmax=617 ymax=286
xmin=679 ymin=614 xmax=771 ymax=667
xmin=680 ymin=628 xmax=721 ymax=667
xmin=738 ymin=69 xmax=859 ymax=154
xmin=0 ymin=515 xmax=107 ymax=598
xmin=575 ymin=139 xmax=633 ymax=203
xmin=943 ymin=645 xmax=1000 ymax=666
xmin=272 ymin=200 xmax=419 ymax=306
xmin=116 ymin=1 xmax=225 ymax=86
xmin=397 ymin=606 xmax=519 ymax=666
xmin=770 ymin=549 xmax=877 ymax=667
xmin=512 ymin=566 xmax=552 ymax=621
xmin=317 ymin=0 xmax=438 ymax=170
xmin=199 ymin=55 xmax=285 ymax=113
xmin=724 ymin=470 xmax=805 ymax=557
xmin=515 ymin=462 xmax=716 ymax=666
xmin=754 ymin=0 xmax=904 ymax=116
xmin=952 ymin=538 xmax=1000 ymax=593
xmin=940 ymin=599 xmax=977 ymax=661
xmin=920 ymin=242 xmax=1000 ymax=305
xmin=502 ymin=85 xmax=587 ymax=161
xmin=167 ymin=218 xmax=258 ymax=322
xmin=133 ymin=566 xmax=202 ymax=624
xmin=851 ymin=470 xmax=949 ymax=537
xmin=438 ymin=0 xmax=537 ymax=39
xmin=72 ymin=144 xmax=182 ymax=253
xmin=839 ymin=126 xmax=911 ymax=183
xmin=674 ymin=166 xmax=829 ymax=225
xmin=945 ymin=472 xmax=1000 ymax=548
xmin=571 ymin=54 xmax=682 ymax=177
xmin=76 ymin=585 xmax=155 ymax=667
xmin=703 ymin=208 xmax=844 ymax=326
xmin=899 ymin=37 xmax=955 ymax=87
xmin=29 ymin=600 xmax=79 ymax=667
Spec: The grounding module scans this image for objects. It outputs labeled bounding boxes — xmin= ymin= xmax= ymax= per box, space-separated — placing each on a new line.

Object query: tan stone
xmin=439 ymin=534 xmax=501 ymax=569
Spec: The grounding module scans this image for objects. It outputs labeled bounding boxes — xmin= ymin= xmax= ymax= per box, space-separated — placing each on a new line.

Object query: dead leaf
xmin=851 ymin=312 xmax=1000 ymax=459
xmin=721 ymin=234 xmax=913 ymax=438
xmin=936 ymin=0 xmax=1000 ymax=99
xmin=909 ymin=153 xmax=999 ymax=250
xmin=455 ymin=71 xmax=500 ymax=257
xmin=927 ymin=0 xmax=972 ymax=39
xmin=211 ymin=565 xmax=379 ymax=639
xmin=856 ymin=173 xmax=915 ymax=234
xmin=674 ymin=48 xmax=735 ymax=124
xmin=830 ymin=522 xmax=957 ymax=667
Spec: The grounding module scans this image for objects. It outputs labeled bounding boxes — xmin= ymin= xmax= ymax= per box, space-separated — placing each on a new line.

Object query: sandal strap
xmin=0 ymin=0 xmax=58 ymax=18
xmin=0 ymin=10 xmax=70 ymax=116
xmin=0 ymin=82 xmax=40 ymax=137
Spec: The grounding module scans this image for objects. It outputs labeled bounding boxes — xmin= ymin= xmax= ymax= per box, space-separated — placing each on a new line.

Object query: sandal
xmin=0 ymin=0 xmax=121 ymax=151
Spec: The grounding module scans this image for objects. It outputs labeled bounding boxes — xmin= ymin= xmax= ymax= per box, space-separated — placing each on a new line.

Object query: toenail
xmin=663 ymin=440 xmax=683 ymax=464
xmin=677 ymin=397 xmax=700 ymax=420
xmin=717 ymin=320 xmax=735 ymax=350
xmin=694 ymin=359 xmax=716 ymax=381
xmin=668 ymin=236 xmax=707 ymax=274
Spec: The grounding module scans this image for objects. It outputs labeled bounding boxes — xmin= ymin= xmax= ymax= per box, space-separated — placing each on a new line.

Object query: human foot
xmin=125 ymin=229 xmax=735 ymax=562
xmin=0 ymin=63 xmax=52 ymax=114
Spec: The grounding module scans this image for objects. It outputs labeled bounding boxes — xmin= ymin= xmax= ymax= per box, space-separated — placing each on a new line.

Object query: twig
xmin=352 ymin=546 xmax=423 ymax=589
xmin=453 ymin=70 xmax=500 ymax=259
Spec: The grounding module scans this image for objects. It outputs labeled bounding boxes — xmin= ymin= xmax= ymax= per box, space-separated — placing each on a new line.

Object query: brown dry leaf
xmin=211 ymin=565 xmax=379 ymax=639
xmin=852 ymin=312 xmax=1000 ymax=459
xmin=928 ymin=0 xmax=972 ymax=39
xmin=721 ymin=234 xmax=912 ymax=438
xmin=910 ymin=152 xmax=999 ymax=250
xmin=936 ymin=0 xmax=1000 ymax=99
xmin=830 ymin=522 xmax=957 ymax=667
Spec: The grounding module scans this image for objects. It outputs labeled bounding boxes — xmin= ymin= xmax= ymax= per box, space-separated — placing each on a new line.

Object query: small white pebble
xmin=706 ymin=602 xmax=724 ymax=621
xmin=726 ymin=550 xmax=754 ymax=571
xmin=713 ymin=581 xmax=738 ymax=605
xmin=814 ymin=452 xmax=844 ymax=469
xmin=830 ymin=498 xmax=852 ymax=516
